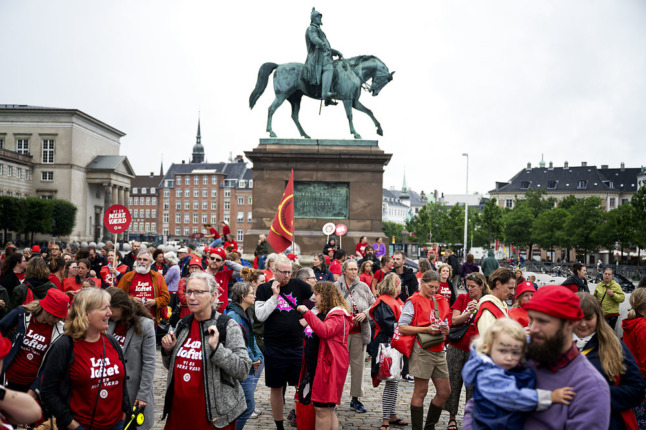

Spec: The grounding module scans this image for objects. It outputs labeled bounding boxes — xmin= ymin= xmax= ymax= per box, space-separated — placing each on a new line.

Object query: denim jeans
xmin=236 ymin=360 xmax=265 ymax=430
xmin=210 ymin=238 xmax=223 ymax=247
xmin=75 ymin=420 xmax=124 ymax=430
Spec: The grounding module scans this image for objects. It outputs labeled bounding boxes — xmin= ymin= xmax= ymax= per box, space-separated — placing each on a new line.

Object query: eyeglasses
xmin=51 ymin=247 xmax=60 ymax=251
xmin=186 ymin=290 xmax=210 ymax=297
xmin=210 ymin=257 xmax=223 ymax=262
xmin=276 ymin=270 xmax=292 ymax=276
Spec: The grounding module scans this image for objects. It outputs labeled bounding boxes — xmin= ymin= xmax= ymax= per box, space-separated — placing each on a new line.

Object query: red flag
xmin=267 ymin=170 xmax=295 ymax=253
xmin=495 ymin=240 xmax=500 ymax=251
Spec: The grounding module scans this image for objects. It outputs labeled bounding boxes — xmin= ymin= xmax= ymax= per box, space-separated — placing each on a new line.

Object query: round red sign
xmin=190 ymin=232 xmax=205 ymax=239
xmin=335 ymin=223 xmax=348 ymax=236
xmin=103 ymin=204 xmax=132 ymax=234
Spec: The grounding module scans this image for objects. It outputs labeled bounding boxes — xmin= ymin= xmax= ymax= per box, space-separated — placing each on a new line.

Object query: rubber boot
xmin=410 ymin=405 xmax=424 ymax=430
xmin=423 ymin=402 xmax=443 ymax=430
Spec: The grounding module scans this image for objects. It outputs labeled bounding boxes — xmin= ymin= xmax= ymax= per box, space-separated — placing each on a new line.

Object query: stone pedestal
xmin=244 ymin=138 xmax=392 ymax=257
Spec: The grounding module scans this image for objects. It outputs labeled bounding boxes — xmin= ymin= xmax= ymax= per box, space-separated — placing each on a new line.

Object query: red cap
xmin=40 ymin=288 xmax=71 ymax=319
xmin=523 ymin=285 xmax=584 ymax=321
xmin=188 ymin=257 xmax=203 ymax=267
xmin=287 ymin=253 xmax=297 ymax=261
xmin=0 ymin=332 xmax=10 ymax=359
xmin=203 ymin=246 xmax=212 ymax=256
xmin=516 ymin=281 xmax=536 ymax=300
xmin=210 ymin=247 xmax=226 ymax=261
xmin=32 ymin=245 xmax=41 ymax=253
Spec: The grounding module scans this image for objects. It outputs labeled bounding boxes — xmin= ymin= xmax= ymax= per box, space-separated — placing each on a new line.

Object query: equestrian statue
xmin=249 ymin=8 xmax=394 ymax=140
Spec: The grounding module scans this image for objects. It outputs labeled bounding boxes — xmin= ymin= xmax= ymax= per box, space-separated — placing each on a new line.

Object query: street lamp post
xmin=462 ymin=153 xmax=469 ymax=263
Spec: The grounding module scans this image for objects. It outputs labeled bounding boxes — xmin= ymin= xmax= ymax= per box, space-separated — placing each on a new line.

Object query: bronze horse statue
xmin=249 ymin=55 xmax=394 ymax=139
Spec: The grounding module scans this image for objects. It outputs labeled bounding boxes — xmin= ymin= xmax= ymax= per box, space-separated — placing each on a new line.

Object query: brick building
xmin=129 ymin=171 xmax=162 ymax=240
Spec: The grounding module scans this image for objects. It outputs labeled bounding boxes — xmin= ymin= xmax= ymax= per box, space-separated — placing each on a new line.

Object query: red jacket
xmin=508 ymin=307 xmax=529 ymax=328
xmin=622 ymin=316 xmax=646 ymax=379
xmin=408 ymin=292 xmax=451 ymax=351
xmin=303 ymin=307 xmax=352 ymax=404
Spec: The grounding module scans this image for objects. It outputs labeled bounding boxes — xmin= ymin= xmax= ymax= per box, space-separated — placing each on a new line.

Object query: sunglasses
xmin=210 ymin=257 xmax=223 ymax=262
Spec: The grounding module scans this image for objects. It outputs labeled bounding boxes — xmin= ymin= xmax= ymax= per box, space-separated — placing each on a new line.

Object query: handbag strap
xmin=343 ymin=282 xmax=357 ymax=299
xmin=88 ymin=335 xmax=106 ymax=430
xmin=279 ymin=291 xmax=299 ymax=311
xmin=431 ymin=295 xmax=439 ymax=322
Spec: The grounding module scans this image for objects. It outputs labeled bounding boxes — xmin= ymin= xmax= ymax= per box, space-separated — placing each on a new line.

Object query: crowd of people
xmin=0 ymin=238 xmax=645 ymax=430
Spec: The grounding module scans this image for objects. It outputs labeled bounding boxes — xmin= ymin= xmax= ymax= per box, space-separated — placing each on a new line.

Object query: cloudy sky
xmin=3 ymin=0 xmax=645 ymax=196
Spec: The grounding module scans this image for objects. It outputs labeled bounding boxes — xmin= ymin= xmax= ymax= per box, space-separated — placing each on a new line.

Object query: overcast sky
xmin=3 ymin=0 xmax=645 ymax=196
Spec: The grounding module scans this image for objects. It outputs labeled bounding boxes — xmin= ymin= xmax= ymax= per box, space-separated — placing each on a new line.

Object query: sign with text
xmin=322 ymin=222 xmax=336 ymax=235
xmin=335 ymin=223 xmax=348 ymax=236
xmin=103 ymin=204 xmax=131 ymax=234
xmin=294 ymin=182 xmax=349 ymax=219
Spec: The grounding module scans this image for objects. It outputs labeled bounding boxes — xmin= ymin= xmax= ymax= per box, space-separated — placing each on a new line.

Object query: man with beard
xmin=205 ymin=247 xmax=243 ymax=312
xmin=117 ymin=250 xmax=170 ymax=325
xmin=391 ymin=251 xmax=418 ymax=302
xmin=523 ymin=285 xmax=610 ymax=429
xmin=122 ymin=241 xmax=140 ymax=270
xmin=357 ymin=245 xmax=381 ymax=272
xmin=88 ymin=247 xmax=107 ymax=276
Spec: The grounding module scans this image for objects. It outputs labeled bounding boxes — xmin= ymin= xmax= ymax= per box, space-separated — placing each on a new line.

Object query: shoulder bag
xmin=416 ymin=296 xmax=445 ymax=349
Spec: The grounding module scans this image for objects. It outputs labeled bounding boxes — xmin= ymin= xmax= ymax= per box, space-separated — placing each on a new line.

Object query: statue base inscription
xmin=244 ymin=138 xmax=392 ymax=257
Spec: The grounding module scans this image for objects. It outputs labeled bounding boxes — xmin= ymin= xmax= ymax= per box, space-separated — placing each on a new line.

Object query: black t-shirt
xmin=256 ymin=278 xmax=313 ymax=349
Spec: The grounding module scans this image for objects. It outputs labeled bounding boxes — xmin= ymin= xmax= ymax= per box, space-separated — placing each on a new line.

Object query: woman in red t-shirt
xmin=40 ymin=288 xmax=129 ymax=430
xmin=444 ymin=272 xmax=489 ymax=430
xmin=359 ymin=260 xmax=374 ymax=286
xmin=437 ymin=263 xmax=457 ymax=306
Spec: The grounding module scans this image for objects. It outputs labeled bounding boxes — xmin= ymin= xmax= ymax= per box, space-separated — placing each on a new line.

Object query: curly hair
xmin=65 ymin=288 xmax=111 ymax=340
xmin=437 ymin=263 xmax=453 ymax=279
xmin=241 ymin=266 xmax=264 ymax=284
xmin=313 ymin=281 xmax=350 ymax=315
xmin=106 ymin=287 xmax=152 ymax=337
xmin=26 ymin=257 xmax=50 ymax=280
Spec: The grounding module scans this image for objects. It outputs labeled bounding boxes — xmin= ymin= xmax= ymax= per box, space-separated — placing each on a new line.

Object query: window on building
xmin=184 ymin=227 xmax=189 ymax=236
xmin=237 ymin=229 xmax=244 ymax=242
xmin=42 ymin=139 xmax=55 ymax=163
xmin=547 ymin=180 xmax=557 ymax=189
xmin=193 ymin=189 xmax=199 ymax=198
xmin=249 ymin=180 xmax=253 ymax=188
xmin=176 ymin=201 xmax=181 ymax=210
xmin=176 ymin=189 xmax=182 ymax=198
xmin=175 ymin=214 xmax=181 ymax=223
xmin=175 ymin=226 xmax=181 ymax=235
xmin=211 ymin=214 xmax=217 ymax=224
xmin=163 ymin=227 xmax=169 ymax=235
xmin=177 ymin=176 xmax=182 ymax=185
xmin=145 ymin=210 xmax=150 ymax=218
xmin=163 ymin=189 xmax=169 ymax=197
xmin=203 ymin=176 xmax=208 ymax=185
xmin=163 ymin=200 xmax=169 ymax=209
xmin=202 ymin=188 xmax=208 ymax=198
xmin=224 ymin=201 xmax=230 ymax=210
xmin=505 ymin=199 xmax=513 ymax=208
xmin=145 ymin=222 xmax=150 ymax=232
xmin=0 ymin=138 xmax=3 ymax=149
xmin=16 ymin=139 xmax=29 ymax=155
xmin=151 ymin=209 xmax=156 ymax=218
xmin=248 ymin=196 xmax=253 ymax=205
xmin=609 ymin=198 xmax=616 ymax=208
xmin=0 ymin=164 xmax=3 ymax=175
xmin=151 ymin=222 xmax=156 ymax=232
xmin=248 ymin=211 xmax=253 ymax=222
xmin=129 ymin=197 xmax=133 ymax=206
xmin=577 ymin=180 xmax=588 ymax=189
xmin=163 ymin=213 xmax=169 ymax=223
xmin=193 ymin=201 xmax=199 ymax=210
xmin=520 ymin=181 xmax=530 ymax=190
xmin=146 ymin=197 xmax=150 ymax=205
xmin=224 ymin=189 xmax=231 ymax=197
xmin=237 ymin=211 xmax=244 ymax=222
xmin=239 ymin=180 xmax=246 ymax=188
xmin=152 ymin=197 xmax=157 ymax=205
xmin=202 ymin=201 xmax=208 ymax=210
xmin=25 ymin=169 xmax=30 ymax=180
xmin=141 ymin=188 xmax=147 ymax=194
xmin=41 ymin=171 xmax=53 ymax=181
xmin=193 ymin=213 xmax=198 ymax=224
xmin=211 ymin=189 xmax=217 ymax=198
xmin=7 ymin=166 xmax=13 ymax=177
xmin=608 ymin=181 xmax=614 ymax=189
xmin=184 ymin=214 xmax=190 ymax=223
xmin=134 ymin=197 xmax=139 ymax=205
xmin=237 ymin=197 xmax=244 ymax=205
xmin=212 ymin=176 xmax=217 ymax=185
xmin=622 ymin=198 xmax=629 ymax=205
xmin=184 ymin=189 xmax=190 ymax=197
xmin=211 ymin=200 xmax=217 ymax=210
xmin=132 ymin=222 xmax=138 ymax=231
xmin=16 ymin=168 xmax=21 ymax=179
xmin=202 ymin=214 xmax=207 ymax=223
xmin=194 ymin=176 xmax=199 ymax=185
xmin=224 ymin=213 xmax=230 ymax=223
xmin=184 ymin=201 xmax=189 ymax=210
xmin=134 ymin=209 xmax=139 ymax=218
xmin=151 ymin=187 xmax=156 ymax=194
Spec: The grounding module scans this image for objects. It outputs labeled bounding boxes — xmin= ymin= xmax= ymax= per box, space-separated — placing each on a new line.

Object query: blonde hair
xmin=65 ymin=288 xmax=111 ymax=340
xmin=576 ymin=292 xmax=626 ymax=380
xmin=378 ymin=272 xmax=400 ymax=296
xmin=627 ymin=289 xmax=646 ymax=320
xmin=474 ymin=318 xmax=527 ymax=358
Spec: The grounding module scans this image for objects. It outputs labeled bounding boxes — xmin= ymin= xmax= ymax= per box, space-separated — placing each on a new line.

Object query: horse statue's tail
xmin=249 ymin=62 xmax=279 ymax=109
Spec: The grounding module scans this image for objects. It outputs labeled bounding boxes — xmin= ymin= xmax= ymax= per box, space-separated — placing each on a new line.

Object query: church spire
xmin=400 ymin=170 xmax=410 ymax=201
xmin=191 ymin=115 xmax=205 ymax=163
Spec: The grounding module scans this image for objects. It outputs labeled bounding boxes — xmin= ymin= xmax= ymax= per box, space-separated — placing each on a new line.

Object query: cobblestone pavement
xmin=151 ymin=348 xmax=467 ymax=430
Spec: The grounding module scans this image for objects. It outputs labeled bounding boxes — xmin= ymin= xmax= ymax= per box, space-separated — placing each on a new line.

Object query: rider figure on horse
xmin=304 ymin=8 xmax=343 ymax=104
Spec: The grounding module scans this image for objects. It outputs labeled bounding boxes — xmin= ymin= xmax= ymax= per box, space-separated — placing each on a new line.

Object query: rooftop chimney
xmin=527 ymin=162 xmax=532 ymax=169
xmin=150 ymin=172 xmax=153 ymax=177
xmin=181 ymin=160 xmax=185 ymax=164
xmin=621 ymin=162 xmax=625 ymax=171
xmin=564 ymin=161 xmax=568 ymax=169
xmin=601 ymin=164 xmax=608 ymax=169
xmin=548 ymin=161 xmax=553 ymax=169
xmin=236 ymin=155 xmax=244 ymax=163
xmin=582 ymin=161 xmax=587 ymax=167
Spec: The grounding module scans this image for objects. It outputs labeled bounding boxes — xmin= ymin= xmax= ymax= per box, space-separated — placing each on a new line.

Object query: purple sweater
xmin=524 ymin=354 xmax=610 ymax=429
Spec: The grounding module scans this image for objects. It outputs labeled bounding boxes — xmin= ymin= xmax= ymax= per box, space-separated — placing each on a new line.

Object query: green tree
xmin=405 ymin=202 xmax=449 ymax=244
xmin=631 ymin=186 xmax=646 ymax=265
xmin=445 ymin=204 xmax=465 ymax=246
xmin=19 ymin=198 xmax=54 ymax=241
xmin=502 ymin=203 xmax=534 ymax=250
xmin=558 ymin=195 xmax=578 ymax=210
xmin=382 ymin=221 xmax=405 ymax=243
xmin=531 ymin=207 xmax=569 ymax=261
xmin=0 ymin=196 xmax=25 ymax=241
xmin=564 ymin=196 xmax=604 ymax=258
xmin=52 ymin=199 xmax=77 ymax=237
xmin=524 ymin=189 xmax=557 ymax=217
xmin=478 ymin=198 xmax=504 ymax=245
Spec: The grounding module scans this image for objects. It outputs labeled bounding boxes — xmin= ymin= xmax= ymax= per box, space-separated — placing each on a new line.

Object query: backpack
xmin=217 ymin=313 xmax=249 ymax=348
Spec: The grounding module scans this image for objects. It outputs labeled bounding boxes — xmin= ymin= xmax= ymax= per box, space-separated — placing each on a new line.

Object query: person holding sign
xmin=117 ymin=251 xmax=170 ymax=326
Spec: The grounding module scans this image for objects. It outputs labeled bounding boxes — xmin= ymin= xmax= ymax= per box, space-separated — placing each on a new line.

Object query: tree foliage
xmin=382 ymin=221 xmax=405 ymax=243
xmin=0 ymin=196 xmax=77 ymax=239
